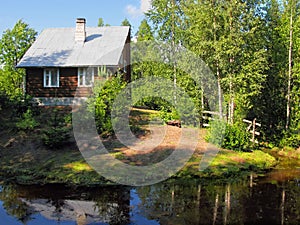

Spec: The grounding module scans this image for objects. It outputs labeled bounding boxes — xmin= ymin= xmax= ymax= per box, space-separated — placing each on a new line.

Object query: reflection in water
xmin=0 ymin=185 xmax=131 ymax=225
xmin=137 ymin=179 xmax=300 ymax=225
xmin=0 ymin=173 xmax=299 ymax=225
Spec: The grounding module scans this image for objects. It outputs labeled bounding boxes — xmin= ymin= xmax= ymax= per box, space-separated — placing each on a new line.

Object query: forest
xmin=0 ymin=0 xmax=300 ymax=152
xmin=133 ymin=0 xmax=300 ymax=150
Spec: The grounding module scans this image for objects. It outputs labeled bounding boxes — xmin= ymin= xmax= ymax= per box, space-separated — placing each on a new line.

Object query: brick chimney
xmin=75 ymin=18 xmax=86 ymax=43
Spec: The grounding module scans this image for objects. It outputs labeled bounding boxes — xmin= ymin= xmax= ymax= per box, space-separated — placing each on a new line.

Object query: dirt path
xmin=107 ymin=125 xmax=208 ymax=166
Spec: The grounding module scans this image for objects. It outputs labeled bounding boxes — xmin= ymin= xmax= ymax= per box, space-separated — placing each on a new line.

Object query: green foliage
xmin=98 ymin=18 xmax=104 ymax=27
xmin=0 ymin=20 xmax=37 ymax=99
xmin=42 ymin=127 xmax=70 ymax=149
xmin=280 ymin=131 xmax=300 ymax=148
xmin=0 ymin=69 xmax=24 ymax=100
xmin=121 ymin=18 xmax=131 ymax=27
xmin=42 ymin=110 xmax=71 ymax=149
xmin=134 ymin=96 xmax=166 ymax=110
xmin=0 ymin=19 xmax=37 ymax=67
xmin=16 ymin=109 xmax=39 ymax=130
xmin=136 ymin=19 xmax=154 ymax=41
xmin=159 ymin=106 xmax=180 ymax=123
xmin=88 ymin=75 xmax=126 ymax=135
xmin=222 ymin=123 xmax=251 ymax=152
xmin=207 ymin=120 xmax=251 ymax=151
xmin=206 ymin=119 xmax=227 ymax=148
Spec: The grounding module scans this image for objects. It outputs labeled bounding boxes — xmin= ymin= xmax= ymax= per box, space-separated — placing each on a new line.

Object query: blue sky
xmin=0 ymin=0 xmax=151 ymax=37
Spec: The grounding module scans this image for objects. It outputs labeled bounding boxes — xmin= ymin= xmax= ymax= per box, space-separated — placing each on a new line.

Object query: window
xmin=78 ymin=68 xmax=94 ymax=87
xmin=44 ymin=69 xmax=59 ymax=87
xmin=124 ymin=59 xmax=127 ymax=73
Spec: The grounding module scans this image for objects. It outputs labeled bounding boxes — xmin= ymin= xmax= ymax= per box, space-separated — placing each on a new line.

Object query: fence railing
xmin=243 ymin=118 xmax=261 ymax=144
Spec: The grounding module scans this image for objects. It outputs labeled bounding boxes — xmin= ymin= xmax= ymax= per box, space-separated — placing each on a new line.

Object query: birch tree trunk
xmin=286 ymin=3 xmax=294 ymax=129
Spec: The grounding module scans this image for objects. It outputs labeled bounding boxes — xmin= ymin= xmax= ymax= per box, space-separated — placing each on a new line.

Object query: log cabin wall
xmin=124 ymin=31 xmax=131 ymax=82
xmin=26 ymin=67 xmax=91 ymax=98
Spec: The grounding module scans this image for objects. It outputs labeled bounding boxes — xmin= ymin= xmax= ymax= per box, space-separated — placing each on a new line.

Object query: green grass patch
xmin=175 ymin=150 xmax=277 ymax=181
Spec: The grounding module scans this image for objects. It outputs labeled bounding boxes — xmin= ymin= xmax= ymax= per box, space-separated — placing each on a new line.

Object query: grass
xmin=0 ymin=105 xmax=279 ymax=185
xmin=175 ymin=149 xmax=277 ymax=182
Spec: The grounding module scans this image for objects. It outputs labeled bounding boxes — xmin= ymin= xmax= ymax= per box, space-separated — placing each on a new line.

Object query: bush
xmin=134 ymin=96 xmax=171 ymax=111
xmin=42 ymin=127 xmax=70 ymax=148
xmin=42 ymin=109 xmax=71 ymax=149
xmin=223 ymin=123 xmax=251 ymax=151
xmin=16 ymin=109 xmax=39 ymax=130
xmin=88 ymin=75 xmax=126 ymax=135
xmin=206 ymin=119 xmax=227 ymax=147
xmin=207 ymin=120 xmax=251 ymax=151
xmin=159 ymin=106 xmax=180 ymax=123
xmin=280 ymin=131 xmax=300 ymax=148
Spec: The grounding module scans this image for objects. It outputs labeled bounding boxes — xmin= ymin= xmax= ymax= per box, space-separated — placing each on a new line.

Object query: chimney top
xmin=75 ymin=18 xmax=86 ymax=43
xmin=76 ymin=18 xmax=86 ymax=23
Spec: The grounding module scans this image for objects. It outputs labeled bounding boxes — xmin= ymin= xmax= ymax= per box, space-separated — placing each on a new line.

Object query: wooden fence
xmin=243 ymin=118 xmax=261 ymax=144
xmin=202 ymin=111 xmax=226 ymax=127
xmin=202 ymin=112 xmax=261 ymax=144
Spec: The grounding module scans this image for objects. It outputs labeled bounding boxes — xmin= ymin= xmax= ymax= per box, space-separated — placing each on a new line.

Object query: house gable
xmin=17 ymin=19 xmax=131 ymax=106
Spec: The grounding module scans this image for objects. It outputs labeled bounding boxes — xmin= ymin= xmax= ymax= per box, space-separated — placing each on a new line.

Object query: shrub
xmin=88 ymin=75 xmax=126 ymax=135
xmin=42 ymin=127 xmax=70 ymax=148
xmin=16 ymin=109 xmax=39 ymax=130
xmin=42 ymin=109 xmax=71 ymax=149
xmin=223 ymin=123 xmax=251 ymax=151
xmin=206 ymin=119 xmax=227 ymax=147
xmin=207 ymin=120 xmax=251 ymax=151
xmin=279 ymin=131 xmax=300 ymax=148
xmin=159 ymin=106 xmax=180 ymax=123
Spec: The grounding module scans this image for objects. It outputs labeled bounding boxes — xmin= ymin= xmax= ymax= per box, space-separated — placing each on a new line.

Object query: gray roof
xmin=17 ymin=26 xmax=130 ymax=67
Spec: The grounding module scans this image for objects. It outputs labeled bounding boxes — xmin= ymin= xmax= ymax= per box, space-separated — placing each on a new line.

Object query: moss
xmin=174 ymin=150 xmax=277 ymax=181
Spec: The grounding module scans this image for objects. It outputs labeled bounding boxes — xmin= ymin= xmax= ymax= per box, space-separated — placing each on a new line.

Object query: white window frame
xmin=43 ymin=68 xmax=59 ymax=87
xmin=124 ymin=59 xmax=127 ymax=73
xmin=78 ymin=67 xmax=94 ymax=87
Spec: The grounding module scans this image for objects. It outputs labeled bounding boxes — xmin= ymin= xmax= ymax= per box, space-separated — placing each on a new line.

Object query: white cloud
xmin=126 ymin=0 xmax=151 ymax=18
xmin=141 ymin=0 xmax=151 ymax=13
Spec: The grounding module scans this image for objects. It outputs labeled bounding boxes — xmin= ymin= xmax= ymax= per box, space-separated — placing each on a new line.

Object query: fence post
xmin=251 ymin=118 xmax=256 ymax=143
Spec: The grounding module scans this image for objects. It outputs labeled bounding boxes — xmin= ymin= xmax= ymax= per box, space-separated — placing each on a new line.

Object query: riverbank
xmin=0 ymin=107 xmax=280 ymax=186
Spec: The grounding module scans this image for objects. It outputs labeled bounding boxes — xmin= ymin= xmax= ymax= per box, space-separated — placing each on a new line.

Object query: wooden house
xmin=17 ymin=18 xmax=130 ymax=105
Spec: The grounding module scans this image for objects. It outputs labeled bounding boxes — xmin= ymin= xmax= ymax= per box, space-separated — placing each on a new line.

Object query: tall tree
xmin=0 ymin=20 xmax=36 ymax=68
xmin=136 ymin=19 xmax=154 ymax=41
xmin=98 ymin=17 xmax=110 ymax=27
xmin=132 ymin=19 xmax=155 ymax=80
xmin=282 ymin=0 xmax=300 ymax=131
xmin=281 ymin=0 xmax=300 ymax=129
xmin=291 ymin=12 xmax=300 ymax=128
xmin=147 ymin=0 xmax=187 ymax=105
xmin=0 ymin=20 xmax=37 ymax=99
xmin=257 ymin=0 xmax=287 ymax=138
xmin=185 ymin=0 xmax=268 ymax=123
xmin=121 ymin=18 xmax=131 ymax=27
xmin=98 ymin=18 xmax=104 ymax=27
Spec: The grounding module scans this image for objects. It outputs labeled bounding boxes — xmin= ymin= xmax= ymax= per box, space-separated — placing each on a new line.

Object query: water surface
xmin=0 ymin=170 xmax=299 ymax=225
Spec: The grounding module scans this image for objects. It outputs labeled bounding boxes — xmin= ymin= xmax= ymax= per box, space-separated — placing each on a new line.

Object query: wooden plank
xmin=249 ymin=139 xmax=258 ymax=144
xmin=246 ymin=124 xmax=252 ymax=131
xmin=202 ymin=116 xmax=215 ymax=120
xmin=250 ymin=131 xmax=260 ymax=136
xmin=243 ymin=119 xmax=261 ymax=127
xmin=243 ymin=119 xmax=252 ymax=124
xmin=203 ymin=111 xmax=221 ymax=116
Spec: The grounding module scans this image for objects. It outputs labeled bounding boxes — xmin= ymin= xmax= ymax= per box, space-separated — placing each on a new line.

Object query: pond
xmin=0 ymin=170 xmax=299 ymax=225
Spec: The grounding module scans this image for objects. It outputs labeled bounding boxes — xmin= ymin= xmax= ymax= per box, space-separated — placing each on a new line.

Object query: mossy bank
xmin=0 ymin=107 xmax=279 ymax=186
